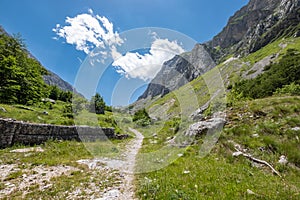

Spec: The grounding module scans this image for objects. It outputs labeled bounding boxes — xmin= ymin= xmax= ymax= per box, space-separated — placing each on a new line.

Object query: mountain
xmin=138 ymin=44 xmax=215 ymax=100
xmin=205 ymin=0 xmax=300 ymax=61
xmin=43 ymin=71 xmax=75 ymax=93
xmin=138 ymin=0 xmax=300 ymax=101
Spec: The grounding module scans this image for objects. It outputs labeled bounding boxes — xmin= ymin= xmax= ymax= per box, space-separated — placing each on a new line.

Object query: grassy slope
xmin=0 ymin=101 xmax=126 ymax=135
xmin=136 ymin=96 xmax=300 ymax=200
xmin=146 ymin=37 xmax=300 ymax=118
xmin=134 ymin=37 xmax=300 ymax=199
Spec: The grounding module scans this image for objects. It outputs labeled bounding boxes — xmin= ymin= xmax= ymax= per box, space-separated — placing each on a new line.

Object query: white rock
xmin=247 ymin=189 xmax=256 ymax=195
xmin=232 ymin=152 xmax=243 ymax=157
xmin=278 ymin=155 xmax=288 ymax=165
xmin=291 ymin=127 xmax=300 ymax=131
xmin=10 ymin=147 xmax=44 ymax=153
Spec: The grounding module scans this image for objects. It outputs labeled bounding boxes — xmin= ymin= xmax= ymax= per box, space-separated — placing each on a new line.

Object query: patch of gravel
xmin=0 ymin=164 xmax=78 ymax=198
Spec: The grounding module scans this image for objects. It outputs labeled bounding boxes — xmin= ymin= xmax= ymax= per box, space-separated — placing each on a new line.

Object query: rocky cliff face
xmin=138 ymin=44 xmax=215 ymax=100
xmin=205 ymin=0 xmax=300 ymax=61
xmin=138 ymin=0 xmax=300 ymax=101
xmin=43 ymin=71 xmax=74 ymax=92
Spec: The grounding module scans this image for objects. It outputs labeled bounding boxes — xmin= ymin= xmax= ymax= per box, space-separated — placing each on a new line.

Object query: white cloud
xmin=53 ymin=10 xmax=123 ymax=54
xmin=54 ymin=11 xmax=186 ymax=81
xmin=112 ymin=38 xmax=185 ymax=81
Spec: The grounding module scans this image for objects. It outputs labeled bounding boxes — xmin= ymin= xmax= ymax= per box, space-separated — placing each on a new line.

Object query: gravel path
xmin=80 ymin=128 xmax=144 ymax=200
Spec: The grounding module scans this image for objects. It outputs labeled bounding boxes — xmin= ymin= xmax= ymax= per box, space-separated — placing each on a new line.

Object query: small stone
xmin=291 ymin=127 xmax=300 ymax=131
xmin=232 ymin=152 xmax=243 ymax=157
xmin=247 ymin=189 xmax=256 ymax=195
xmin=278 ymin=155 xmax=288 ymax=165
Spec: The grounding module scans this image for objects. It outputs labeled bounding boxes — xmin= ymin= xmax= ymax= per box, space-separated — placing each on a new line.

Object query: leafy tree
xmin=0 ymin=56 xmax=24 ymax=103
xmin=0 ymin=30 xmax=47 ymax=104
xmin=59 ymin=91 xmax=73 ymax=103
xmin=49 ymin=86 xmax=61 ymax=100
xmin=89 ymin=93 xmax=106 ymax=114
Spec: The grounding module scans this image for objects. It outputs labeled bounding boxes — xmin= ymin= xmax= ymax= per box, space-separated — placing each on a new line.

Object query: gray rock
xmin=185 ymin=118 xmax=226 ymax=137
xmin=278 ymin=155 xmax=288 ymax=165
xmin=190 ymin=101 xmax=210 ymax=121
xmin=205 ymin=0 xmax=299 ymax=61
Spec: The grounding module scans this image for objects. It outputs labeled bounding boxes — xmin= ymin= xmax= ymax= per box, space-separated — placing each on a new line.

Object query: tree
xmin=59 ymin=91 xmax=73 ymax=103
xmin=89 ymin=93 xmax=106 ymax=114
xmin=0 ymin=31 xmax=47 ymax=105
xmin=49 ymin=86 xmax=61 ymax=100
xmin=0 ymin=56 xmax=24 ymax=103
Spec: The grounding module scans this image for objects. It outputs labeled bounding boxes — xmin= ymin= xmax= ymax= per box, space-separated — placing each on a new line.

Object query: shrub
xmin=133 ymin=109 xmax=151 ymax=127
xmin=274 ymin=82 xmax=300 ymax=96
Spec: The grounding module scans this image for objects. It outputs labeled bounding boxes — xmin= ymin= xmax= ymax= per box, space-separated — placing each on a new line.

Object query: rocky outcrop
xmin=205 ymin=0 xmax=300 ymax=61
xmin=0 ymin=118 xmax=119 ymax=148
xmin=138 ymin=44 xmax=215 ymax=100
xmin=43 ymin=71 xmax=78 ymax=93
xmin=185 ymin=117 xmax=226 ymax=138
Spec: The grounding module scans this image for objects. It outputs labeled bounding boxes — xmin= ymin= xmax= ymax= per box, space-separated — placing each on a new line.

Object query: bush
xmin=274 ymin=82 xmax=300 ymax=96
xmin=133 ymin=109 xmax=151 ymax=127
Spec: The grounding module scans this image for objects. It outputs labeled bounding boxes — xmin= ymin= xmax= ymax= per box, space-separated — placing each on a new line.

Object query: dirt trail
xmin=80 ymin=128 xmax=144 ymax=200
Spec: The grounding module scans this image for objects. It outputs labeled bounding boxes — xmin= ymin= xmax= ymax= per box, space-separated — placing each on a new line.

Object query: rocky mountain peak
xmin=246 ymin=0 xmax=281 ymax=11
xmin=138 ymin=44 xmax=215 ymax=100
xmin=137 ymin=0 xmax=300 ymax=101
xmin=205 ymin=0 xmax=300 ymax=61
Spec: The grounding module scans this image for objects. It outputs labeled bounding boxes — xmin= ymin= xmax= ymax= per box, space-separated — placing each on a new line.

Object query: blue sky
xmin=0 ymin=0 xmax=248 ymax=106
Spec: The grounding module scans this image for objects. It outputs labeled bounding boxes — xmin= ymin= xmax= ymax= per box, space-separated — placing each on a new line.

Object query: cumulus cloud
xmin=53 ymin=10 xmax=123 ymax=54
xmin=54 ymin=10 xmax=186 ymax=81
xmin=112 ymin=38 xmax=185 ymax=81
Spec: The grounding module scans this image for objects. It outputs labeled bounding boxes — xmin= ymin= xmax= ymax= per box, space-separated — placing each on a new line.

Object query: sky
xmin=0 ymin=0 xmax=248 ymax=106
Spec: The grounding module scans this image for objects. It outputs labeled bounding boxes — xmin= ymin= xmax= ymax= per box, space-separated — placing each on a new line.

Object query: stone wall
xmin=0 ymin=118 xmax=116 ymax=148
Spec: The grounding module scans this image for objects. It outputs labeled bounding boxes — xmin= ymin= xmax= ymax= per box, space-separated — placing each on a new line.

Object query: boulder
xmin=185 ymin=117 xmax=226 ymax=137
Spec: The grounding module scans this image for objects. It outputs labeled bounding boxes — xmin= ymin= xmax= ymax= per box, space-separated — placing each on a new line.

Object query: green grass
xmin=135 ymin=96 xmax=300 ymax=199
xmin=131 ymin=37 xmax=300 ymax=199
xmin=0 ymin=101 xmax=125 ymax=134
xmin=0 ymin=138 xmax=132 ymax=166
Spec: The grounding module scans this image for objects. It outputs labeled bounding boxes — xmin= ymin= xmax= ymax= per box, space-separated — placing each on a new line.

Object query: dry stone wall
xmin=0 ymin=118 xmax=115 ymax=148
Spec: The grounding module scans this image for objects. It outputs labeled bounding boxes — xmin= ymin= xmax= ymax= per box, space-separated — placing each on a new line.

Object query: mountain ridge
xmin=137 ymin=0 xmax=300 ymax=101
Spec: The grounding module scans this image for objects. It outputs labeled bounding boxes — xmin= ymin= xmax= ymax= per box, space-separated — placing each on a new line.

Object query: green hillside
xmin=134 ymin=37 xmax=300 ymax=199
